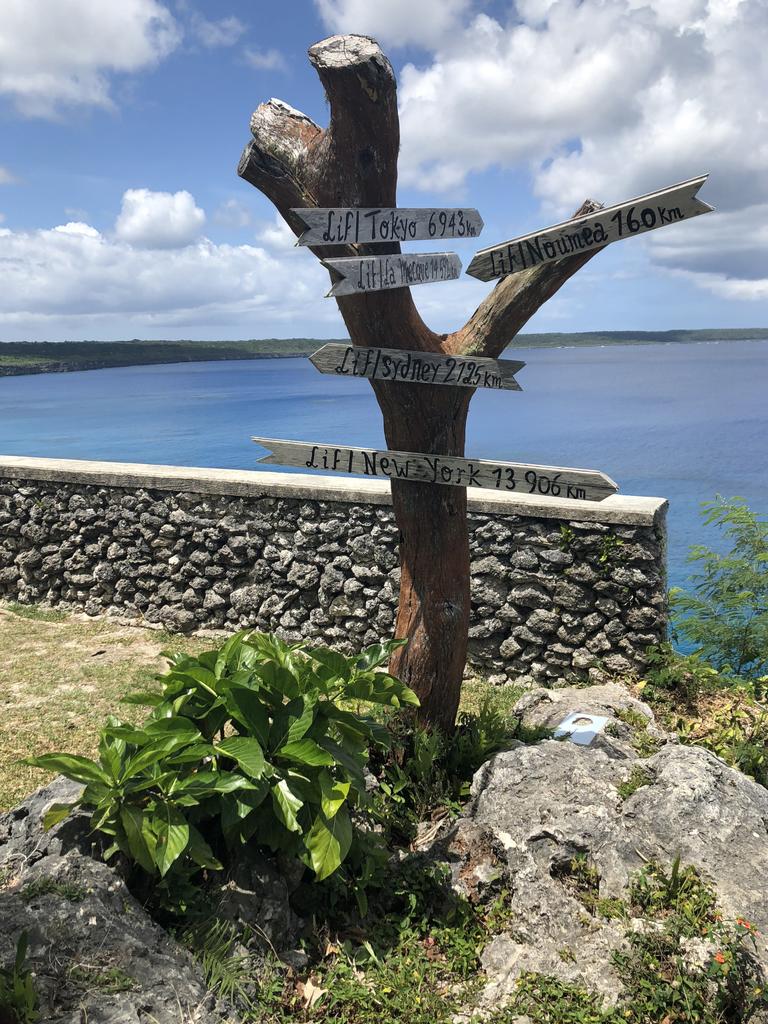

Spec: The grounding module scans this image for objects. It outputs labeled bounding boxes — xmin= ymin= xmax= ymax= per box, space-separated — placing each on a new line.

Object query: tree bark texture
xmin=238 ymin=34 xmax=604 ymax=731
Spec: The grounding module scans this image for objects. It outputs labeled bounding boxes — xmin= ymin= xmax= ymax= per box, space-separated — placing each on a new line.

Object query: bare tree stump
xmin=238 ymin=33 xmax=603 ymax=731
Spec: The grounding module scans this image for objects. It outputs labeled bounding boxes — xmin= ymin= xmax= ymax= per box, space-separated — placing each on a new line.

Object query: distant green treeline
xmin=1 ymin=329 xmax=767 ymax=377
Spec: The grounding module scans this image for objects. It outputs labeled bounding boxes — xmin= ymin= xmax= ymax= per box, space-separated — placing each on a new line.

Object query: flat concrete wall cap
xmin=0 ymin=455 xmax=668 ymax=527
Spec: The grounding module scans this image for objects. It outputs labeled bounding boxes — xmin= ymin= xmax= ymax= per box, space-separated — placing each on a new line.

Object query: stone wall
xmin=0 ymin=457 xmax=668 ymax=684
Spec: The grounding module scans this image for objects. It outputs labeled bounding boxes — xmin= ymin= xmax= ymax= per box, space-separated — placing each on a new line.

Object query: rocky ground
xmin=2 ymin=682 xmax=767 ymax=1022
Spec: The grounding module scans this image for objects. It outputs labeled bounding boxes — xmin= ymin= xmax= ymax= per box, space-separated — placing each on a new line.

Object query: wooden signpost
xmin=466 ymin=175 xmax=713 ymax=282
xmin=252 ymin=437 xmax=618 ymax=502
xmin=323 ymin=252 xmax=461 ymax=297
xmin=309 ymin=343 xmax=525 ymax=391
xmin=238 ymin=33 xmax=715 ymax=731
xmin=293 ymin=207 xmax=483 ymax=245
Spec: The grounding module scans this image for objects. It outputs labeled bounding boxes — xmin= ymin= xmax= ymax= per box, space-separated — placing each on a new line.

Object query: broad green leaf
xmin=98 ymin=718 xmax=127 ymax=780
xmin=107 ymin=717 xmax=201 ymax=747
xmin=252 ymin=661 xmax=301 ymax=700
xmin=143 ymin=718 xmax=203 ymax=740
xmin=164 ymin=742 xmax=215 ymax=765
xmin=317 ymin=737 xmax=365 ymax=786
xmin=187 ymin=825 xmax=223 ymax=870
xmin=305 ymin=647 xmax=353 ymax=682
xmin=277 ymin=737 xmax=334 ymax=767
xmin=285 ymin=696 xmax=318 ymax=745
xmin=215 ymin=736 xmax=266 ymax=779
xmin=284 ymin=769 xmax=321 ymax=804
xmin=319 ymin=771 xmax=350 ymax=819
xmin=120 ymin=805 xmax=156 ymax=874
xmin=323 ymin=706 xmax=390 ymax=748
xmin=121 ymin=738 xmax=197 ymax=780
xmin=24 ymin=753 xmax=110 ymax=787
xmin=355 ymin=638 xmax=408 ymax=671
xmin=306 ymin=807 xmax=352 ymax=881
xmin=271 ymin=779 xmax=303 ymax=832
xmin=226 ymin=685 xmax=270 ymax=747
xmin=121 ymin=691 xmax=164 ymax=707
xmin=43 ymin=803 xmax=75 ymax=830
xmin=220 ymin=784 xmax=268 ymax=843
xmin=346 ymin=671 xmax=420 ymax=708
xmin=214 ymin=631 xmax=245 ymax=677
xmin=173 ymin=664 xmax=218 ymax=692
xmin=153 ymin=803 xmax=190 ymax=877
xmin=172 ymin=771 xmax=255 ymax=796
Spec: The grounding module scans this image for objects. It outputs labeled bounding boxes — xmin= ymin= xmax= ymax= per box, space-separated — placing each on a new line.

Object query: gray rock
xmin=0 ymin=779 xmax=231 ymax=1023
xmin=421 ymin=685 xmax=768 ymax=1015
xmin=159 ymin=607 xmax=198 ymax=634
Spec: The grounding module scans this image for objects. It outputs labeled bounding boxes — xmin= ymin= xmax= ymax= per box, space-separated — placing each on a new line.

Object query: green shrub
xmin=26 ymin=632 xmax=417 ymax=899
xmin=642 ymin=643 xmax=722 ymax=705
xmin=0 ymin=933 xmax=39 ymax=1024
xmin=671 ymin=496 xmax=768 ymax=679
xmin=373 ymin=694 xmax=524 ymax=843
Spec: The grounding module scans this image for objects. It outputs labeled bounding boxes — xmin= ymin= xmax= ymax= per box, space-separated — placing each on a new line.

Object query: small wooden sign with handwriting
xmin=253 ymin=438 xmax=618 ymax=501
xmin=309 ymin=343 xmax=525 ymax=391
xmin=466 ymin=175 xmax=713 ymax=282
xmin=293 ymin=207 xmax=483 ymax=245
xmin=323 ymin=252 xmax=461 ymax=297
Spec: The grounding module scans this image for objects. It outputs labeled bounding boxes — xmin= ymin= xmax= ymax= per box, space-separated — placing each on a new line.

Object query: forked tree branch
xmin=238 ymin=34 xmax=605 ymax=357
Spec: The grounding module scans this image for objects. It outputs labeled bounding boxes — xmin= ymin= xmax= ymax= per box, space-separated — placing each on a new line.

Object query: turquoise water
xmin=0 ymin=340 xmax=766 ymax=589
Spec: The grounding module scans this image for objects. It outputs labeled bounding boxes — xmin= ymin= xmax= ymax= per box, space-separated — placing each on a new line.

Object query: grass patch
xmin=19 ymin=877 xmax=87 ymax=903
xmin=637 ymin=646 xmax=768 ymax=788
xmin=0 ymin=601 xmax=204 ymax=810
xmin=66 ymin=963 xmax=135 ymax=995
xmin=613 ymin=706 xmax=663 ymax=758
xmin=616 ymin=766 xmax=654 ymax=801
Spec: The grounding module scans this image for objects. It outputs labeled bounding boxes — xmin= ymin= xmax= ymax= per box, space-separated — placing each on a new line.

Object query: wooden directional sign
xmin=309 ymin=342 xmax=525 ymax=391
xmin=466 ymin=175 xmax=713 ymax=282
xmin=324 ymin=252 xmax=461 ymax=297
xmin=293 ymin=208 xmax=483 ymax=245
xmin=253 ymin=437 xmax=618 ymax=501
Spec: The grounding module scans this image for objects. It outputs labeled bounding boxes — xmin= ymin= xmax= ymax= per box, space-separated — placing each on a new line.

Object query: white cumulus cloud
xmin=314 ymin=0 xmax=473 ymax=48
xmin=392 ymin=0 xmax=768 ymax=298
xmin=190 ymin=13 xmax=245 ymax=47
xmin=0 ymin=0 xmax=180 ymax=117
xmin=0 ymin=166 xmax=18 ymax=185
xmin=114 ymin=189 xmax=206 ymax=249
xmin=244 ymin=47 xmax=288 ymax=71
xmin=0 ymin=211 xmax=335 ymax=339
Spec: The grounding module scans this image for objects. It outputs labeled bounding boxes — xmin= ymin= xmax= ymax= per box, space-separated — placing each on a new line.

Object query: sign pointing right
xmin=466 ymin=175 xmax=713 ymax=282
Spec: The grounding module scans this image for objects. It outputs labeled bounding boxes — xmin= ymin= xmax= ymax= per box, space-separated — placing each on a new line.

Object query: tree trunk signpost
xmin=238 ymin=34 xmax=712 ymax=731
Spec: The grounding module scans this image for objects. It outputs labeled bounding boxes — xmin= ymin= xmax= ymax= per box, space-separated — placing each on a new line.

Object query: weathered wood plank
xmin=466 ymin=175 xmax=713 ymax=282
xmin=309 ymin=342 xmax=525 ymax=390
xmin=252 ymin=437 xmax=618 ymax=501
xmin=323 ymin=252 xmax=462 ymax=297
xmin=292 ymin=207 xmax=484 ymax=245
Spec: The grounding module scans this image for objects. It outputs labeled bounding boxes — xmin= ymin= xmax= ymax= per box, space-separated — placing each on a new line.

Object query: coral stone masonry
xmin=0 ymin=457 xmax=668 ymax=683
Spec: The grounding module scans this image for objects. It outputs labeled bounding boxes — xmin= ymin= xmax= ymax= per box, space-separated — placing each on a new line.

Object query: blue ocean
xmin=0 ymin=340 xmax=766 ymax=591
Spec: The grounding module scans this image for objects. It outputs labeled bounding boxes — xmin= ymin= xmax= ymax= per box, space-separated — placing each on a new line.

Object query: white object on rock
xmin=553 ymin=712 xmax=610 ymax=745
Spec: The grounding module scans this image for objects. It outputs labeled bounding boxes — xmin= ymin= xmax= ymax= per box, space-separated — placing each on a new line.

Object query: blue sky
xmin=0 ymin=0 xmax=766 ymax=341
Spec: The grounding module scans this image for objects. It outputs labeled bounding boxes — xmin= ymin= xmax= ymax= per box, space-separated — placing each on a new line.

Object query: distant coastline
xmin=1 ymin=329 xmax=767 ymax=377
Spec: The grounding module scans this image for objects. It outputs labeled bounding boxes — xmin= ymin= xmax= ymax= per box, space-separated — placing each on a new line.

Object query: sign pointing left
xmin=253 ymin=437 xmax=619 ymax=502
xmin=323 ymin=252 xmax=461 ymax=297
xmin=310 ymin=343 xmax=525 ymax=391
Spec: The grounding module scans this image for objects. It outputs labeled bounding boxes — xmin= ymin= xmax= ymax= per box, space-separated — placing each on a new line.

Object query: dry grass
xmin=0 ymin=602 xmax=206 ymax=811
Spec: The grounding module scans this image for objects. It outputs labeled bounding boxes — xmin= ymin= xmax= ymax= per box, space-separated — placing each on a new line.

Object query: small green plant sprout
xmin=671 ymin=496 xmax=768 ymax=679
xmin=598 ymin=532 xmax=624 ymax=566
xmin=0 ymin=932 xmax=39 ymax=1024
xmin=559 ymin=525 xmax=575 ymax=552
xmin=25 ymin=632 xmax=418 ymax=896
xmin=616 ymin=766 xmax=654 ymax=801
xmin=19 ymin=877 xmax=86 ymax=904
